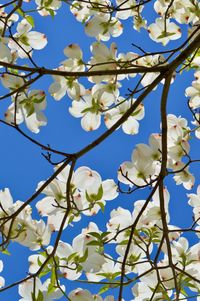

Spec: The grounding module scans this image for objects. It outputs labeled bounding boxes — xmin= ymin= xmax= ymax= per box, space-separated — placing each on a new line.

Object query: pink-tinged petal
xmin=102 ymin=179 xmax=118 ymax=200
xmin=104 ymin=110 xmax=120 ymax=129
xmin=25 ymin=111 xmax=47 ymax=133
xmin=17 ymin=19 xmax=32 ymax=34
xmin=36 ymin=196 xmax=57 ymax=216
xmin=0 ymin=188 xmax=13 ymax=211
xmin=0 ymin=261 xmax=3 ymax=273
xmin=0 ymin=276 xmax=5 ymax=288
xmin=64 ymin=44 xmax=82 ymax=59
xmin=189 ymin=95 xmax=200 ymax=109
xmin=81 ymin=112 xmax=101 ymax=131
xmin=109 ymin=19 xmax=123 ymax=37
xmin=27 ymin=32 xmax=47 ymax=49
xmin=85 ymin=17 xmax=102 ymax=37
xmin=68 ymin=288 xmax=93 ymax=301
xmin=122 ymin=117 xmax=139 ymax=134
xmin=69 ymin=100 xmax=85 ymax=117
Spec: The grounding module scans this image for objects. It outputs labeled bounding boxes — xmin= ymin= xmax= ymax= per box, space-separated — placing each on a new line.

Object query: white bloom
xmin=35 ymin=0 xmax=62 ymax=16
xmin=104 ymin=98 xmax=144 ymax=135
xmin=5 ymin=90 xmax=47 ymax=133
xmin=18 ymin=278 xmax=64 ymax=301
xmin=85 ymin=14 xmax=123 ymax=41
xmin=148 ymin=18 xmax=181 ymax=45
xmin=0 ymin=261 xmax=5 ymax=288
xmin=8 ymin=19 xmax=47 ymax=58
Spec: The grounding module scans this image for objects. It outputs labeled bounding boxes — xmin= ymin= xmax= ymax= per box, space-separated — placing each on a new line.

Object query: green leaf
xmin=79 ymin=248 xmax=88 ymax=263
xmin=67 ymin=252 xmax=78 ymax=262
xmin=97 ymin=202 xmax=105 ymax=212
xmin=88 ymin=232 xmax=101 ymax=239
xmin=86 ymin=240 xmax=101 ymax=246
xmin=47 ymin=283 xmax=55 ymax=294
xmin=32 ymin=95 xmax=45 ymax=104
xmin=85 ymin=190 xmax=92 ymax=202
xmin=46 ymin=8 xmax=55 ymax=18
xmin=39 ymin=268 xmax=50 ymax=278
xmin=45 ymin=0 xmax=54 ymax=6
xmin=50 ymin=267 xmax=56 ymax=287
xmin=37 ymin=257 xmax=43 ymax=267
xmin=157 ymin=31 xmax=175 ymax=39
xmin=12 ymin=3 xmax=24 ymax=17
xmin=26 ymin=104 xmax=35 ymax=117
xmin=101 ymin=232 xmax=111 ymax=239
xmin=96 ymin=185 xmax=103 ymax=201
xmin=68 ymin=214 xmax=74 ymax=224
xmin=76 ymin=265 xmax=83 ymax=273
xmin=118 ymin=239 xmax=129 ymax=245
xmin=37 ymin=290 xmax=44 ymax=301
xmin=25 ymin=15 xmax=35 ymax=28
xmin=98 ymin=284 xmax=110 ymax=294
xmin=1 ymin=249 xmax=11 ymax=255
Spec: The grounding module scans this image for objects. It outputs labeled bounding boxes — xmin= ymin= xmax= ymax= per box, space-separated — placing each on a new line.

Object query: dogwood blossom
xmin=104 ymin=98 xmax=144 ymax=134
xmin=185 ymin=72 xmax=200 ymax=109
xmin=148 ymin=18 xmax=181 ymax=45
xmin=5 ymin=90 xmax=47 ymax=133
xmin=69 ymin=89 xmax=115 ymax=131
xmin=8 ymin=19 xmax=47 ymax=58
xmin=18 ymin=278 xmax=64 ymax=301
xmin=188 ymin=185 xmax=200 ymax=227
xmin=35 ymin=0 xmax=62 ymax=16
xmin=85 ymin=14 xmax=123 ymax=41
xmin=0 ymin=37 xmax=12 ymax=64
xmin=36 ymin=165 xmax=118 ymax=229
xmin=0 ymin=261 xmax=5 ymax=288
xmin=88 ymin=42 xmax=118 ymax=83
xmin=118 ymin=135 xmax=161 ymax=186
xmin=0 ymin=188 xmax=52 ymax=250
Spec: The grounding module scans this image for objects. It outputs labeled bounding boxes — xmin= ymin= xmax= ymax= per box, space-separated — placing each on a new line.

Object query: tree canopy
xmin=0 ymin=0 xmax=200 ymax=300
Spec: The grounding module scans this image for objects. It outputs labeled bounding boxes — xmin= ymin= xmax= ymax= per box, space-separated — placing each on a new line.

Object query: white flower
xmin=173 ymin=162 xmax=195 ymax=190
xmin=1 ymin=73 xmax=24 ymax=90
xmin=36 ymin=165 xmax=118 ymax=229
xmin=88 ymin=42 xmax=118 ymax=83
xmin=8 ymin=19 xmax=47 ymax=58
xmin=188 ymin=185 xmax=200 ymax=224
xmin=136 ymin=54 xmax=165 ymax=87
xmin=118 ymin=139 xmax=161 ymax=186
xmin=86 ymin=256 xmax=121 ymax=282
xmin=68 ymin=288 xmax=94 ymax=301
xmin=85 ymin=14 xmax=123 ymax=41
xmin=35 ymin=0 xmax=62 ymax=16
xmin=49 ymin=71 xmax=85 ymax=101
xmin=185 ymin=79 xmax=200 ymax=109
xmin=116 ymin=0 xmax=143 ymax=20
xmin=107 ymin=207 xmax=133 ymax=242
xmin=0 ymin=37 xmax=12 ymax=64
xmin=148 ymin=18 xmax=181 ymax=45
xmin=104 ymin=98 xmax=144 ymax=135
xmin=0 ymin=261 xmax=5 ymax=288
xmin=18 ymin=278 xmax=64 ymax=301
xmin=5 ymin=90 xmax=47 ymax=133
xmin=69 ymin=90 xmax=111 ymax=131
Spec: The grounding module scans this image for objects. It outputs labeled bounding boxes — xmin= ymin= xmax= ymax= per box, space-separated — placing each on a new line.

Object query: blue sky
xmin=0 ymin=1 xmax=199 ymax=300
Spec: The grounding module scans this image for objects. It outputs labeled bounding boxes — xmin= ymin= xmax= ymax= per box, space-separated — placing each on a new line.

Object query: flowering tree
xmin=0 ymin=0 xmax=200 ymax=300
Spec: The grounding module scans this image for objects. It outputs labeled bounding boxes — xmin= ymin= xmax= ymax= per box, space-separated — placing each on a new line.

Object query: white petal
xmin=27 ymin=32 xmax=47 ymax=49
xmin=81 ymin=112 xmax=101 ymax=131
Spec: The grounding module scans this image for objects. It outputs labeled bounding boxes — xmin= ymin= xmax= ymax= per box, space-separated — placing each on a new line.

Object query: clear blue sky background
xmin=0 ymin=1 xmax=199 ymax=300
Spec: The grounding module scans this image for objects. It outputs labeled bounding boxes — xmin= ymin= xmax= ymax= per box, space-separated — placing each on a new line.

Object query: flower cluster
xmin=0 ymin=188 xmax=51 ymax=250
xmin=185 ymin=70 xmax=200 ymax=139
xmin=1 ymin=1 xmax=200 ymax=301
xmin=36 ymin=165 xmax=118 ymax=230
xmin=119 ymin=114 xmax=194 ymax=189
